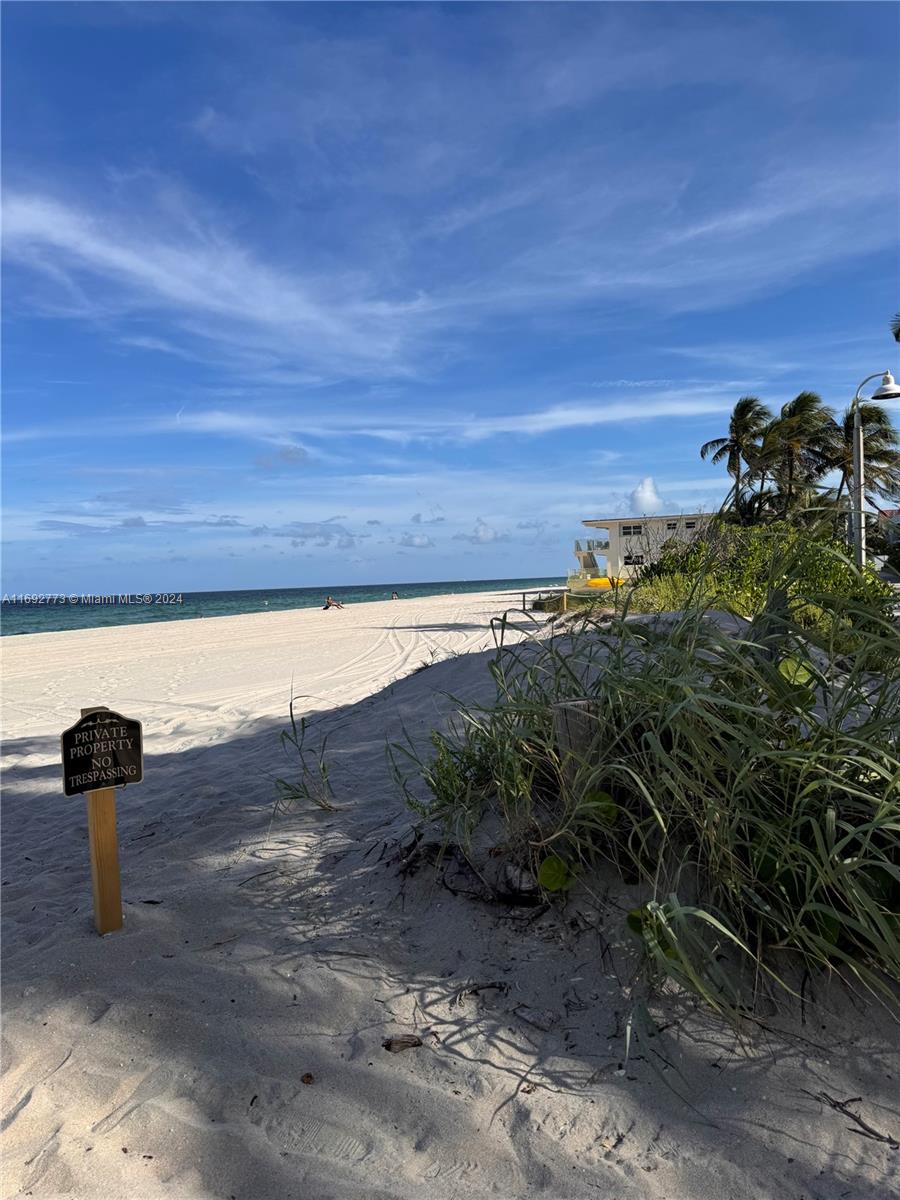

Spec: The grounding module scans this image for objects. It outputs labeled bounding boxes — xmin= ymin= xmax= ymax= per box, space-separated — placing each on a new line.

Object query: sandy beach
xmin=2 ymin=590 xmax=898 ymax=1199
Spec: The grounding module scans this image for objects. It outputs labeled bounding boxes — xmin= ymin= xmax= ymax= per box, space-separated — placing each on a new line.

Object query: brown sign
xmin=61 ymin=709 xmax=143 ymax=797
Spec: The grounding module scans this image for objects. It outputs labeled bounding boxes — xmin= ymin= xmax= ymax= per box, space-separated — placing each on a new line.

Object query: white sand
xmin=2 ymin=591 xmax=897 ymax=1199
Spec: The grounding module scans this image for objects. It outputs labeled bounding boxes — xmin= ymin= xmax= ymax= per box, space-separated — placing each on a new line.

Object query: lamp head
xmin=871 ymin=370 xmax=900 ymax=401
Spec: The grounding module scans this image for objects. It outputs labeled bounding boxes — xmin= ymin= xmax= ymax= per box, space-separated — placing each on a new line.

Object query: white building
xmin=877 ymin=508 xmax=900 ymax=546
xmin=571 ymin=512 xmax=712 ymax=587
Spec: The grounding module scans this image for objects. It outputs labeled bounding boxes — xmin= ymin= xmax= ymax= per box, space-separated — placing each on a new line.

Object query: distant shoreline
xmin=0 ymin=577 xmax=565 ymax=637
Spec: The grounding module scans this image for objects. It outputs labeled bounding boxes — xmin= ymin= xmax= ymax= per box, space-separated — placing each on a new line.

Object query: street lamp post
xmin=851 ymin=370 xmax=900 ymax=569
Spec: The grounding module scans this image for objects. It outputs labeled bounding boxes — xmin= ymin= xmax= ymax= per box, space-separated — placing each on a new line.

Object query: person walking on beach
xmin=391 ymin=591 xmax=399 ymax=600
xmin=323 ymin=595 xmax=344 ymax=610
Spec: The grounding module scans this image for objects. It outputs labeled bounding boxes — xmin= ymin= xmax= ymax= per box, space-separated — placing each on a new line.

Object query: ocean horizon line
xmin=1 ymin=575 xmax=566 ymax=637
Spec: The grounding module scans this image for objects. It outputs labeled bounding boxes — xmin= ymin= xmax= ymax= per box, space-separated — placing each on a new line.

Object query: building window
xmin=685 ymin=521 xmax=696 ymax=530
xmin=623 ymin=554 xmax=645 ymax=566
xmin=666 ymin=521 xmax=677 ymax=531
xmin=621 ymin=524 xmax=643 ymax=537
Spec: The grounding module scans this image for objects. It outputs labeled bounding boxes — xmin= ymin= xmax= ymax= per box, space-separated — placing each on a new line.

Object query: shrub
xmin=396 ymin=549 xmax=900 ymax=1022
xmin=631 ymin=522 xmax=894 ymax=654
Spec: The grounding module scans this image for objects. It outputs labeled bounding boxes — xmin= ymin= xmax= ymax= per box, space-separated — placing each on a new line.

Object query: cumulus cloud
xmin=452 ymin=517 xmax=510 ymax=545
xmin=399 ymin=532 xmax=434 ymax=549
xmin=629 ymin=477 xmax=664 ymax=514
xmin=273 ymin=521 xmax=355 ymax=549
xmin=515 ymin=517 xmax=552 ymax=541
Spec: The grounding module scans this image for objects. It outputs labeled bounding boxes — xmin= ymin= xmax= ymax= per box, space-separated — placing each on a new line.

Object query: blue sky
xmin=3 ymin=1 xmax=898 ymax=593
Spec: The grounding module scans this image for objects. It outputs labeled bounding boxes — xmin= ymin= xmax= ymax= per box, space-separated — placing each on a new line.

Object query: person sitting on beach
xmin=323 ymin=595 xmax=344 ymax=610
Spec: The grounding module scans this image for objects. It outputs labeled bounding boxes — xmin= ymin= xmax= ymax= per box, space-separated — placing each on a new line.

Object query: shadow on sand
xmin=2 ymin=653 xmax=897 ymax=1198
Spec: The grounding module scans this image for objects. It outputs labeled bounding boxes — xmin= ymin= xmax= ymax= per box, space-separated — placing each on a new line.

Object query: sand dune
xmin=2 ymin=591 xmax=898 ymax=1199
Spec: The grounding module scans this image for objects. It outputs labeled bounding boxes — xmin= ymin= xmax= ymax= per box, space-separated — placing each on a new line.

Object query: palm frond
xmin=700 ymin=437 xmax=728 ymax=461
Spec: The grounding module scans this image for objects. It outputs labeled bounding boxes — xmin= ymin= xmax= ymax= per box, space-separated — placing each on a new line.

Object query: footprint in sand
xmin=419 ymin=1147 xmax=522 ymax=1190
xmin=422 ymin=1157 xmax=480 ymax=1180
xmin=260 ymin=1111 xmax=369 ymax=1162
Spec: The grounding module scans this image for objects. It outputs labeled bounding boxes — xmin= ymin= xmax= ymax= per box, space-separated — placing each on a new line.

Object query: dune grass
xmin=394 ymin=545 xmax=900 ymax=1021
xmin=275 ymin=698 xmax=338 ymax=812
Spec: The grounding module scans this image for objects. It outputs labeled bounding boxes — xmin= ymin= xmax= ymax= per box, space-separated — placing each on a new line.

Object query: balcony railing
xmin=575 ymin=538 xmax=609 ymax=553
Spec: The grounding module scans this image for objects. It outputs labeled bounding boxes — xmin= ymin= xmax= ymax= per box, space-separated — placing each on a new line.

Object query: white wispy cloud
xmin=4 ymin=125 xmax=893 ymax=388
xmin=3 ymin=191 xmax=426 ymax=380
xmin=35 ymin=514 xmax=244 ymax=537
xmin=1 ymin=387 xmax=738 ymax=449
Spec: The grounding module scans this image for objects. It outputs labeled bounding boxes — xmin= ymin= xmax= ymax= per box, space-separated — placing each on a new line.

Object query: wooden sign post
xmin=86 ymin=781 xmax=122 ymax=935
xmin=61 ymin=707 xmax=143 ymax=936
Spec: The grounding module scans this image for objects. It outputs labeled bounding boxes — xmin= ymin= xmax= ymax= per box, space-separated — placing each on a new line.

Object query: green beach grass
xmin=390 ymin=533 xmax=900 ymax=1022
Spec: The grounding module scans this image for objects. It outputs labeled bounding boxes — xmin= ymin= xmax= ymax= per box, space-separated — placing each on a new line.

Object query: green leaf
xmin=778 ymin=655 xmax=813 ymax=686
xmin=538 ymin=854 xmax=573 ymax=892
xmin=626 ymin=907 xmax=646 ymax=937
xmin=583 ymin=789 xmax=618 ymax=824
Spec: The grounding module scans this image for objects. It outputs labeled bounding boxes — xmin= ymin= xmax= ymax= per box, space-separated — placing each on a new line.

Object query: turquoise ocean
xmin=1 ymin=577 xmax=565 ymax=637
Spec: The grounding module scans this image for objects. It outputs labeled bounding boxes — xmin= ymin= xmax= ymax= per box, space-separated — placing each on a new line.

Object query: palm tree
xmin=700 ymin=396 xmax=772 ymax=518
xmin=732 ymin=482 xmax=778 ymax=525
xmin=891 ymin=313 xmax=900 ymax=343
xmin=745 ymin=417 xmax=781 ymax=501
xmin=767 ymin=391 xmax=831 ymax=516
xmin=824 ymin=402 xmax=900 ymax=511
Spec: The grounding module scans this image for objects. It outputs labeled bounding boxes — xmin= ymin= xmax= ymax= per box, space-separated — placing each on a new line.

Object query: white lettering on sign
xmin=68 ymin=763 xmax=139 ymax=788
xmin=61 ymin=710 xmax=144 ymax=797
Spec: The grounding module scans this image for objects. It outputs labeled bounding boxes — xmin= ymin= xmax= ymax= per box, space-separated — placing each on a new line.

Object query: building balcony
xmin=574 ymin=538 xmax=609 ymax=553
